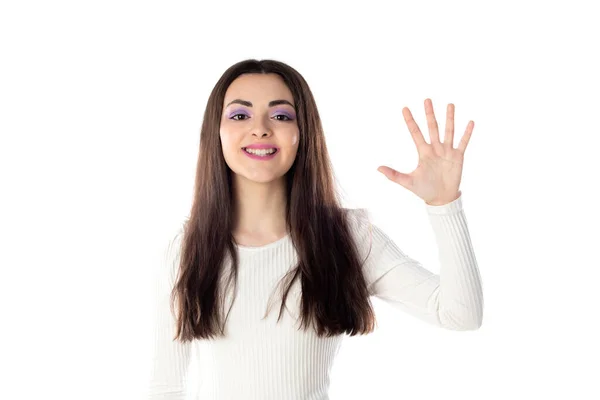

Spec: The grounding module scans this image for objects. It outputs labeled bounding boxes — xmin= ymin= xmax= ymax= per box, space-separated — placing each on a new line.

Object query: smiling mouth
xmin=242 ymin=147 xmax=279 ymax=154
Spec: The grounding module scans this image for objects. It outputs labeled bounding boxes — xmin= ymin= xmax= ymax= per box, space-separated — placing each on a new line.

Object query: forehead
xmin=223 ymin=73 xmax=294 ymax=106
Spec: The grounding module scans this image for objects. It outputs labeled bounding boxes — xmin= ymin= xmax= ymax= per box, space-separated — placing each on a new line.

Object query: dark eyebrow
xmin=225 ymin=99 xmax=295 ymax=108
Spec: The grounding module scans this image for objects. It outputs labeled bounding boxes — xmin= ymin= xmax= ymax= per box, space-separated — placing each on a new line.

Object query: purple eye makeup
xmin=226 ymin=107 xmax=296 ymax=121
xmin=227 ymin=108 xmax=250 ymax=119
xmin=273 ymin=109 xmax=296 ymax=120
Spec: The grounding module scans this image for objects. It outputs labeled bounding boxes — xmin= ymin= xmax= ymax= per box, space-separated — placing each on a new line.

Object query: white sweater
xmin=146 ymin=192 xmax=483 ymax=400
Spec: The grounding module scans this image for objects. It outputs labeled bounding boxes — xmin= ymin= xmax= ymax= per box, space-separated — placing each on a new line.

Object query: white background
xmin=1 ymin=0 xmax=599 ymax=399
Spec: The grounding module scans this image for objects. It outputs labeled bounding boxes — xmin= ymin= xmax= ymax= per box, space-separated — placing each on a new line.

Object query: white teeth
xmin=244 ymin=148 xmax=276 ymax=156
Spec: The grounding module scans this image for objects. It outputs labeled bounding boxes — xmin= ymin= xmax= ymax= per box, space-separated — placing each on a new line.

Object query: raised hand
xmin=377 ymin=98 xmax=474 ymax=206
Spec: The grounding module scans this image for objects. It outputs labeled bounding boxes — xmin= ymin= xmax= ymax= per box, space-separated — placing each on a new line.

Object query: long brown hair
xmin=171 ymin=59 xmax=376 ymax=342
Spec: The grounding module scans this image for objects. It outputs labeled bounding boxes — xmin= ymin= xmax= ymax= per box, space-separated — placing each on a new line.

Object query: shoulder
xmin=342 ymin=207 xmax=373 ymax=238
xmin=165 ymin=225 xmax=184 ymax=261
xmin=341 ymin=207 xmax=375 ymax=258
xmin=161 ymin=223 xmax=186 ymax=286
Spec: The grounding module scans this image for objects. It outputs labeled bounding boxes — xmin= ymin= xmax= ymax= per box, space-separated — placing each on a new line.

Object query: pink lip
xmin=243 ymin=144 xmax=279 ymax=150
xmin=241 ymin=147 xmax=278 ymax=161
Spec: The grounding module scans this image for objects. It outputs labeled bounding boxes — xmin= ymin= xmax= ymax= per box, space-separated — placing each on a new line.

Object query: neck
xmin=232 ymin=175 xmax=288 ymax=238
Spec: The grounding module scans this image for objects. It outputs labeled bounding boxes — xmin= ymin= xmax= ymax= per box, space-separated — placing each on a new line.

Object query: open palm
xmin=377 ymin=98 xmax=474 ymax=206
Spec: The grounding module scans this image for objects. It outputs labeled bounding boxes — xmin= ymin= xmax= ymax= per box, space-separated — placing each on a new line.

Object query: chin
xmin=233 ymin=171 xmax=285 ymax=184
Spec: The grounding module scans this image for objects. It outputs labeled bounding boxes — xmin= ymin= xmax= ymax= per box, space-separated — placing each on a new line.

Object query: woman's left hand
xmin=377 ymin=98 xmax=474 ymax=206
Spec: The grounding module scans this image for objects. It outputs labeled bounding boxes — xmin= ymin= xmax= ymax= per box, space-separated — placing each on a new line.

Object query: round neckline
xmin=234 ymin=233 xmax=290 ymax=251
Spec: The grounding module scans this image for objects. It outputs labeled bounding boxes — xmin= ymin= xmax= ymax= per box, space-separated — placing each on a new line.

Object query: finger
xmin=445 ymin=103 xmax=455 ymax=147
xmin=402 ymin=107 xmax=427 ymax=151
xmin=377 ymin=166 xmax=413 ymax=189
xmin=424 ymin=98 xmax=441 ymax=144
xmin=457 ymin=120 xmax=474 ymax=154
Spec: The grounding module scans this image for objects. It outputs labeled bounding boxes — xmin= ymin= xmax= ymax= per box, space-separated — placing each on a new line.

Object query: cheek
xmin=219 ymin=129 xmax=238 ymax=148
xmin=291 ymin=133 xmax=298 ymax=146
xmin=219 ymin=133 xmax=229 ymax=149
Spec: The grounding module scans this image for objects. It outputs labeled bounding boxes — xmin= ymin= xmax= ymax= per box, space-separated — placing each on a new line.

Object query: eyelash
xmin=230 ymin=114 xmax=292 ymax=122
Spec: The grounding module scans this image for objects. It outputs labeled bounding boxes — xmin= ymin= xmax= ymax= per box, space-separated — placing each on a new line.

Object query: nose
xmin=250 ymin=115 xmax=273 ymax=137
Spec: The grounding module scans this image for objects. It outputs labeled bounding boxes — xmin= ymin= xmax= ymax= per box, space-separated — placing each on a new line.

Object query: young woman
xmin=146 ymin=59 xmax=483 ymax=399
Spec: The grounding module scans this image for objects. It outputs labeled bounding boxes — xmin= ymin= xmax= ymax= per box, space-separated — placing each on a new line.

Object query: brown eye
xmin=231 ymin=114 xmax=248 ymax=121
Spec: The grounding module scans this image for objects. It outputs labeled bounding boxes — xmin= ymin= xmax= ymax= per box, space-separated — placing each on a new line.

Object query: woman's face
xmin=219 ymin=73 xmax=300 ymax=183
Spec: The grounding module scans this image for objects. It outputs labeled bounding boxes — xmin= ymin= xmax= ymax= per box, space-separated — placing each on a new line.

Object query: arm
xmin=353 ymin=192 xmax=484 ymax=330
xmin=146 ymin=229 xmax=192 ymax=399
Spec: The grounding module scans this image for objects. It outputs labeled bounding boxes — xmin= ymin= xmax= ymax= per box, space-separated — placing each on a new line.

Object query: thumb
xmin=377 ymin=166 xmax=412 ymax=189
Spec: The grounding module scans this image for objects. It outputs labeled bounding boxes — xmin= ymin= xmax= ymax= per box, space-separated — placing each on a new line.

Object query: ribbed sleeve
xmin=353 ymin=191 xmax=484 ymax=330
xmin=146 ymin=230 xmax=192 ymax=399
